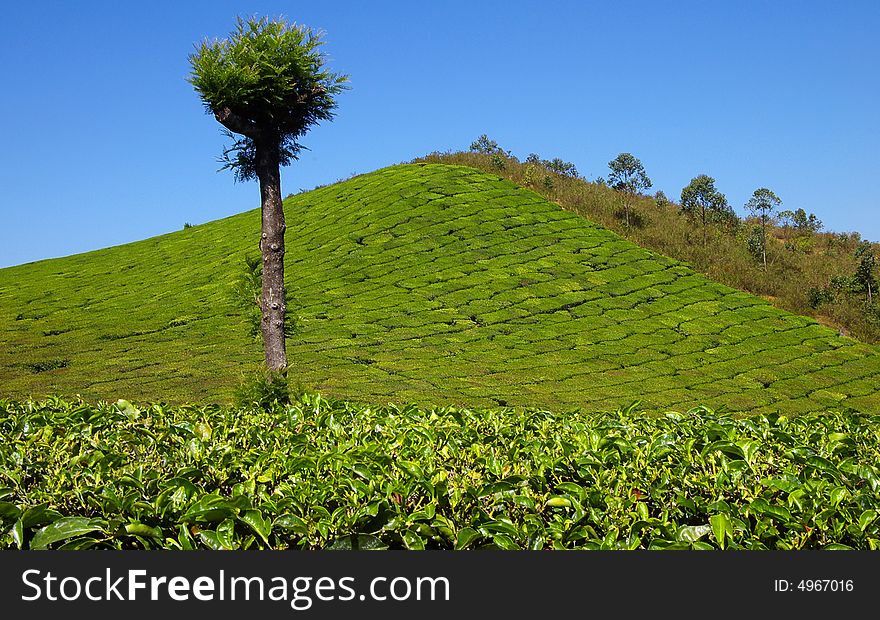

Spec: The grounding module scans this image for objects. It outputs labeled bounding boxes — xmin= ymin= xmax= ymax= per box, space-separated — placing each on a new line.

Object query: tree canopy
xmin=745 ymin=188 xmax=781 ymax=222
xmin=607 ymin=153 xmax=652 ymax=228
xmin=469 ymin=135 xmax=505 ymax=155
xmin=745 ymin=187 xmax=782 ymax=268
xmin=680 ymin=175 xmax=732 ymax=246
xmin=608 ymin=153 xmax=652 ymax=195
xmin=189 ymin=16 xmax=348 ymax=181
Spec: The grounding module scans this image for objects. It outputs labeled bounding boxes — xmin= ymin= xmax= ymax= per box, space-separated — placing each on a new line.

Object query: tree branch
xmin=214 ymin=107 xmax=261 ymax=139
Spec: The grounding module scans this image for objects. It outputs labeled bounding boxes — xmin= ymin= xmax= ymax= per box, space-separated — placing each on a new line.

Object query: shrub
xmin=25 ymin=359 xmax=69 ymax=374
xmin=787 ymin=236 xmax=815 ymax=254
xmin=230 ymin=255 xmax=299 ymax=340
xmin=522 ymin=163 xmax=541 ymax=188
xmin=808 ymin=286 xmax=834 ymax=309
xmin=230 ymin=256 xmax=263 ymax=340
xmin=830 ymin=275 xmax=857 ymax=293
xmin=232 ymin=370 xmax=292 ymax=410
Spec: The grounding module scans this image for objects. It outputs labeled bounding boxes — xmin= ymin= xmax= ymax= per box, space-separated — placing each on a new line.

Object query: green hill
xmin=1 ymin=163 xmax=878 ymax=414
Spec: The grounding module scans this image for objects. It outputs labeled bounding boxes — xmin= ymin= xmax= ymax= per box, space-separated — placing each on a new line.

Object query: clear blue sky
xmin=1 ymin=0 xmax=877 ymax=268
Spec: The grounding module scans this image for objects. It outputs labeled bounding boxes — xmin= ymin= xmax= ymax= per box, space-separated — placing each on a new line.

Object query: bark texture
xmin=254 ymin=137 xmax=288 ymax=371
xmin=762 ymin=217 xmax=768 ymax=270
xmin=214 ymin=107 xmax=261 ymax=139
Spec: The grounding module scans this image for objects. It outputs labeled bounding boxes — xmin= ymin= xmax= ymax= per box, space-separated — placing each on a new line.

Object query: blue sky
xmin=1 ymin=0 xmax=877 ymax=268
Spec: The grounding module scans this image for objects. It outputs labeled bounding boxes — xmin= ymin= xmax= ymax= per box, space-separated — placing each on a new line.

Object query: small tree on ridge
xmin=470 ymin=135 xmax=505 ymax=155
xmin=680 ymin=175 xmax=730 ymax=247
xmin=608 ymin=153 xmax=652 ymax=228
xmin=745 ymin=187 xmax=782 ymax=269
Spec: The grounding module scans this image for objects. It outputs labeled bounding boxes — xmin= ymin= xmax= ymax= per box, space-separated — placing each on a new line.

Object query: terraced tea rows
xmin=0 ymin=163 xmax=878 ymax=414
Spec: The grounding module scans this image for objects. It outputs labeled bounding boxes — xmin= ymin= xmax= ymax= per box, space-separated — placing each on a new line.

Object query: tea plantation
xmin=2 ymin=395 xmax=878 ymax=550
xmin=0 ymin=163 xmax=877 ymax=415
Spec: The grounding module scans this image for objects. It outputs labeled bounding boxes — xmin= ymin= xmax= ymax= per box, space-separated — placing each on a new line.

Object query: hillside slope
xmin=0 ymin=163 xmax=878 ymax=414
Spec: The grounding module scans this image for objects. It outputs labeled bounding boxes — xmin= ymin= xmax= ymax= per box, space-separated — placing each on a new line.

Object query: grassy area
xmin=2 ymin=395 xmax=878 ymax=550
xmin=0 ymin=163 xmax=878 ymax=414
xmin=416 ymin=151 xmax=880 ymax=343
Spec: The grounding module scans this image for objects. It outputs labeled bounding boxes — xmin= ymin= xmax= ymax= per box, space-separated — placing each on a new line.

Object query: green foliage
xmin=854 ymin=242 xmax=877 ymax=303
xmin=522 ymin=161 xmax=554 ymax=190
xmin=746 ymin=226 xmax=765 ymax=262
xmin=780 ymin=208 xmax=823 ymax=235
xmin=469 ymin=135 xmax=505 ymax=155
xmin=784 ymin=235 xmax=815 ymax=254
xmin=744 ymin=188 xmax=782 ymax=267
xmin=525 ymin=153 xmax=578 ymax=178
xmin=808 ymin=287 xmax=834 ymax=309
xmin=25 ymin=360 xmax=69 ymax=374
xmin=188 ymin=16 xmax=348 ymax=181
xmin=654 ymin=190 xmax=669 ymax=208
xmin=230 ymin=255 xmax=299 ymax=340
xmin=543 ymin=158 xmax=578 ymax=178
xmin=2 ymin=395 xmax=879 ymax=550
xmin=830 ymin=275 xmax=857 ymax=294
xmin=745 ymin=188 xmax=781 ymax=222
xmin=680 ymin=175 xmax=736 ymax=244
xmin=608 ymin=153 xmax=652 ymax=228
xmin=230 ymin=255 xmax=263 ymax=340
xmin=680 ymin=175 xmax=732 ymax=224
xmin=232 ymin=370 xmax=292 ymax=409
xmin=608 ymin=153 xmax=652 ymax=196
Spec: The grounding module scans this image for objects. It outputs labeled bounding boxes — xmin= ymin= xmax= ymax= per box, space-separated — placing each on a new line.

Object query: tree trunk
xmin=702 ymin=207 xmax=707 ymax=247
xmin=762 ymin=216 xmax=767 ymax=270
xmin=254 ymin=138 xmax=288 ymax=372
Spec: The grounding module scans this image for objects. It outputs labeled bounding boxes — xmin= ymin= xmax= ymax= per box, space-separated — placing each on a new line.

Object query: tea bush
xmin=2 ymin=395 xmax=878 ymax=550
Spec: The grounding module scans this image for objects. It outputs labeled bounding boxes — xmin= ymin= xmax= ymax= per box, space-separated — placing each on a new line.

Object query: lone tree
xmin=744 ymin=187 xmax=782 ymax=269
xmin=680 ymin=175 xmax=730 ymax=246
xmin=189 ymin=17 xmax=348 ymax=372
xmin=607 ymin=153 xmax=652 ymax=228
xmin=469 ymin=134 xmax=505 ymax=155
